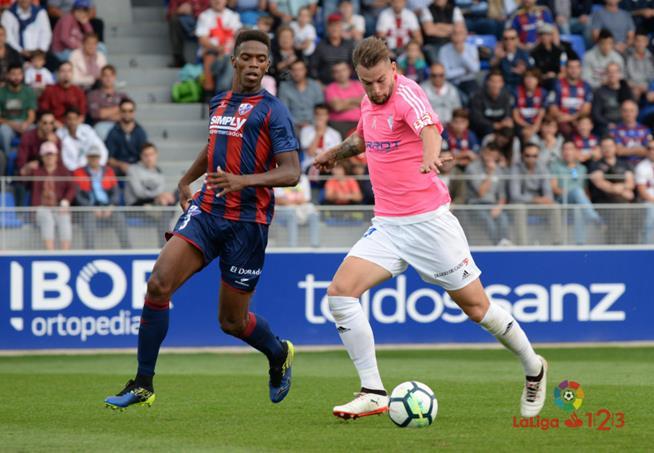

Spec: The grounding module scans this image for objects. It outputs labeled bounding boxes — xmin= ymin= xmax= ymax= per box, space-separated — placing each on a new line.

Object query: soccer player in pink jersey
xmin=314 ymin=37 xmax=548 ymax=420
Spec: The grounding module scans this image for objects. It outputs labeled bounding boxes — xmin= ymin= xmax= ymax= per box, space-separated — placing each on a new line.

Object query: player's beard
xmin=369 ymin=80 xmax=394 ymax=105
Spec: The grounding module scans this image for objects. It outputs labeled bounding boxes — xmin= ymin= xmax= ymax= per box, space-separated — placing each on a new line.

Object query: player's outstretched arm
xmin=206 ymin=151 xmax=301 ymax=197
xmin=419 ymin=126 xmax=450 ymax=174
xmin=178 ymin=145 xmax=208 ymax=210
xmin=313 ymin=132 xmax=365 ymax=172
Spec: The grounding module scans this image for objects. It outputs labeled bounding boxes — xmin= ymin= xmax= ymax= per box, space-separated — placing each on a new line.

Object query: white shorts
xmin=347 ymin=205 xmax=481 ymax=291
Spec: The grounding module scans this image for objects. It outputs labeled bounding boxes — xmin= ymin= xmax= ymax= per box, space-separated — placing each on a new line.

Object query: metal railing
xmin=1 ymin=174 xmax=651 ymax=250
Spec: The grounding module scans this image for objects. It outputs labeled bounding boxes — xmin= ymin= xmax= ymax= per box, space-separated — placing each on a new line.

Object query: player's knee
xmin=146 ymin=272 xmax=174 ymax=301
xmin=219 ymin=316 xmax=248 ymax=337
xmin=465 ymin=302 xmax=488 ymax=323
xmin=327 ymin=280 xmax=357 ymax=298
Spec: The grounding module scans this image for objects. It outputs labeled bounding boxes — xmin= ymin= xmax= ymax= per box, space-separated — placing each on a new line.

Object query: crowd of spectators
xmin=0 ymin=0 xmax=175 ymax=249
xmin=3 ymin=0 xmax=654 ymax=248
xmin=163 ymin=0 xmax=654 ymax=245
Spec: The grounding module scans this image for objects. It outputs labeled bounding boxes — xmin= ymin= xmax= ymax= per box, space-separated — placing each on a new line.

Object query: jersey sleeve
xmin=396 ymin=82 xmax=444 ymax=136
xmin=269 ymin=101 xmax=300 ymax=154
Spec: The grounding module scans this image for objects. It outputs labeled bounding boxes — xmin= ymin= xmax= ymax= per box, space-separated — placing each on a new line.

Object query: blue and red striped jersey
xmin=194 ymin=89 xmax=299 ymax=224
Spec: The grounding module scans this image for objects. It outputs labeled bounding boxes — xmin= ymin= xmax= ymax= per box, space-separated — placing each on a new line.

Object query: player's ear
xmin=231 ymin=54 xmax=237 ymax=68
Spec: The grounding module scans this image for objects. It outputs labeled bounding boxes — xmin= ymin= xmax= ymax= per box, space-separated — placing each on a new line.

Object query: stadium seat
xmin=560 ymin=34 xmax=586 ymax=60
xmin=467 ymin=35 xmax=496 ymax=70
xmin=0 ymin=192 xmax=23 ymax=228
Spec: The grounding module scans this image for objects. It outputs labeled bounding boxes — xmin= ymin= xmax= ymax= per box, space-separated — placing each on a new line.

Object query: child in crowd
xmin=24 ymin=50 xmax=54 ymax=95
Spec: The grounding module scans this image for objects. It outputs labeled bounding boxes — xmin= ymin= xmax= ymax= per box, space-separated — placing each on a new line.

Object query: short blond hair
xmin=352 ymin=37 xmax=391 ymax=69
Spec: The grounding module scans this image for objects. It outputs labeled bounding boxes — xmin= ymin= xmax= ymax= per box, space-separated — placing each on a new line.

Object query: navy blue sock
xmin=240 ymin=312 xmax=284 ymax=365
xmin=137 ymin=299 xmax=170 ymax=378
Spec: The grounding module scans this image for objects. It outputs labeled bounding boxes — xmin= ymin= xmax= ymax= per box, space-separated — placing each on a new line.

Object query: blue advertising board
xmin=0 ymin=249 xmax=652 ymax=349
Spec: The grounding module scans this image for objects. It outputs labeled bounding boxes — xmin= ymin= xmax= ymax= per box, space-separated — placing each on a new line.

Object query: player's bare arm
xmin=206 ymin=151 xmax=301 ymax=197
xmin=177 ymin=145 xmax=208 ymax=211
xmin=419 ymin=126 xmax=451 ymax=174
xmin=313 ymin=133 xmax=365 ymax=172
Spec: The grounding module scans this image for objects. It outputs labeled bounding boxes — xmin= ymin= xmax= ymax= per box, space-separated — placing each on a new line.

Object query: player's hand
xmin=420 ymin=154 xmax=453 ymax=174
xmin=313 ymin=151 xmax=337 ymax=172
xmin=206 ymin=166 xmax=247 ymax=197
xmin=178 ymin=182 xmax=193 ymax=211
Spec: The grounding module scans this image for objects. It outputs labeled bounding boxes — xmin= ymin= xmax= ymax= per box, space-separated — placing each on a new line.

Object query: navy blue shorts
xmin=169 ymin=201 xmax=268 ymax=292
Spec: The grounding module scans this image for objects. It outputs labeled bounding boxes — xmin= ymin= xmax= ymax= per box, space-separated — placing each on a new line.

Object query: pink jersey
xmin=356 ymin=74 xmax=450 ymax=217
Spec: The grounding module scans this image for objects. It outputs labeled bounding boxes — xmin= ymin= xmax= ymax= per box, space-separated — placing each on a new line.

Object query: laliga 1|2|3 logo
xmin=513 ymin=379 xmax=625 ymax=431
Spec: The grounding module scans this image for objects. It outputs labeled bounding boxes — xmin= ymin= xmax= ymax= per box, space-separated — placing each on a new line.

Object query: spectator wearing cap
xmin=0 ymin=0 xmax=51 ymax=60
xmin=310 ymin=13 xmax=355 ymax=85
xmin=51 ymin=0 xmax=93 ymax=62
xmin=57 ymin=106 xmax=107 ymax=171
xmin=38 ymin=61 xmax=86 ymax=127
xmin=0 ymin=24 xmax=22 ymax=87
xmin=166 ymin=0 xmax=209 ymax=68
xmin=419 ymin=0 xmax=465 ymax=64
xmin=69 ymin=32 xmax=105 ymax=89
xmin=125 ymin=143 xmax=176 ymax=247
xmin=28 ymin=141 xmax=75 ymax=250
xmin=590 ymin=62 xmax=633 ymax=133
xmin=491 ymin=28 xmax=533 ymax=91
xmin=324 ymin=61 xmax=364 ymax=138
xmin=530 ymin=23 xmax=573 ymax=92
xmin=469 ymin=69 xmax=513 ymax=138
xmin=269 ymin=0 xmax=317 ymax=25
xmin=278 ymin=59 xmax=324 ymax=131
xmin=590 ymin=0 xmax=635 ymax=54
xmin=0 ymin=64 xmax=36 ymax=158
xmin=376 ymin=0 xmax=422 ymax=57
xmin=196 ymin=0 xmax=241 ymax=95
xmin=73 ymin=145 xmax=131 ymax=249
xmin=105 ymin=99 xmax=148 ymax=176
xmin=47 ymin=0 xmax=104 ymax=42
xmin=582 ymin=29 xmax=625 ymax=89
xmin=420 ymin=62 xmax=460 ymax=125
xmin=508 ymin=0 xmax=557 ymax=51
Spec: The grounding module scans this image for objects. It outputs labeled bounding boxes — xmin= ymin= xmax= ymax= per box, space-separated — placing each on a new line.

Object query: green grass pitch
xmin=1 ymin=347 xmax=652 ymax=451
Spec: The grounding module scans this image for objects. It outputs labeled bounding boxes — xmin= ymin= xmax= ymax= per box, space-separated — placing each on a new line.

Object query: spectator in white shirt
xmin=339 ymin=0 xmax=365 ymax=42
xmin=23 ymin=50 xmax=54 ymax=95
xmin=196 ymin=0 xmax=242 ymax=94
xmin=635 ymin=142 xmax=654 ymax=243
xmin=57 ymin=107 xmax=108 ymax=171
xmin=0 ymin=0 xmax=51 ymax=59
xmin=274 ymin=174 xmax=320 ymax=247
xmin=376 ymin=0 xmax=422 ymax=56
xmin=290 ymin=6 xmax=316 ymax=57
xmin=300 ymin=103 xmax=342 ymax=172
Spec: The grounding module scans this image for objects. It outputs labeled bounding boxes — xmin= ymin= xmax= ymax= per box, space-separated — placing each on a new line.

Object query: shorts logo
xmin=434 ymin=257 xmax=470 ymax=278
xmin=179 ymin=205 xmax=200 ymax=230
xmin=238 ymin=103 xmax=253 ymax=115
xmin=229 ymin=266 xmax=261 ymax=276
xmin=363 ymin=227 xmax=377 ymax=238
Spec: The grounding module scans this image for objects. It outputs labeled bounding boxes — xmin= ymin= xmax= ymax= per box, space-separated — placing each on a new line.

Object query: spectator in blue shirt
xmin=492 ymin=28 xmax=532 ymax=90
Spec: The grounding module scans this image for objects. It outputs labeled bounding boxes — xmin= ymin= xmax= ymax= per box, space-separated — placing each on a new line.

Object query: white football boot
xmin=333 ymin=392 xmax=389 ymax=420
xmin=520 ymin=355 xmax=548 ymax=417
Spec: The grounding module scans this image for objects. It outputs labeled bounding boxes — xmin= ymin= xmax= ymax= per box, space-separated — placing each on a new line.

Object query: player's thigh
xmin=328 ymin=256 xmax=394 ymax=298
xmin=402 ymin=211 xmax=481 ymax=292
xmin=446 ymin=277 xmax=489 ymax=322
xmin=148 ymin=235 xmax=205 ymax=299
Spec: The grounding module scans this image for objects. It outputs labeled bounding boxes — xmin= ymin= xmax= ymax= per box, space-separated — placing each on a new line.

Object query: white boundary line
xmin=1 ymin=341 xmax=652 ymax=356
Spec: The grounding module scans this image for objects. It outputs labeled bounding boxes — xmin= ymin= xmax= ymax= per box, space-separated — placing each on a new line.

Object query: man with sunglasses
xmin=492 ymin=28 xmax=532 ymax=90
xmin=420 ymin=62 xmax=461 ymax=125
xmin=105 ymin=98 xmax=148 ymax=176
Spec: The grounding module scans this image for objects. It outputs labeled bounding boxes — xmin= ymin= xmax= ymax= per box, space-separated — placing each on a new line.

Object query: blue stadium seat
xmin=560 ymin=34 xmax=586 ymax=60
xmin=467 ymin=35 xmax=496 ymax=70
xmin=0 ymin=192 xmax=23 ymax=228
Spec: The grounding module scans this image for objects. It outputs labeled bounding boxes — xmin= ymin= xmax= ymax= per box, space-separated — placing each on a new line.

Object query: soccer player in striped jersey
xmin=105 ymin=30 xmax=301 ymax=410
xmin=314 ymin=37 xmax=547 ymax=420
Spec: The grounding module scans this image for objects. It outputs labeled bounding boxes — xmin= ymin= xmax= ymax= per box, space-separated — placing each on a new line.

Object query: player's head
xmin=232 ymin=30 xmax=271 ymax=93
xmin=352 ymin=37 xmax=395 ymax=105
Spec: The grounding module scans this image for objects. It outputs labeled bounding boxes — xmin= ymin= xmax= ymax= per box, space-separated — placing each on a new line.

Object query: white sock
xmin=328 ymin=296 xmax=385 ymax=391
xmin=478 ymin=303 xmax=542 ymax=376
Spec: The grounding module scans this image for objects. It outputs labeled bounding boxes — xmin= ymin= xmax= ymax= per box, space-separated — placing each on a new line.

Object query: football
xmin=388 ymin=381 xmax=438 ymax=428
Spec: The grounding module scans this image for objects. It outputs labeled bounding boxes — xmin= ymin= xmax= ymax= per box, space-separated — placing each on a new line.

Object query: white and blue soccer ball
xmin=388 ymin=381 xmax=438 ymax=428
